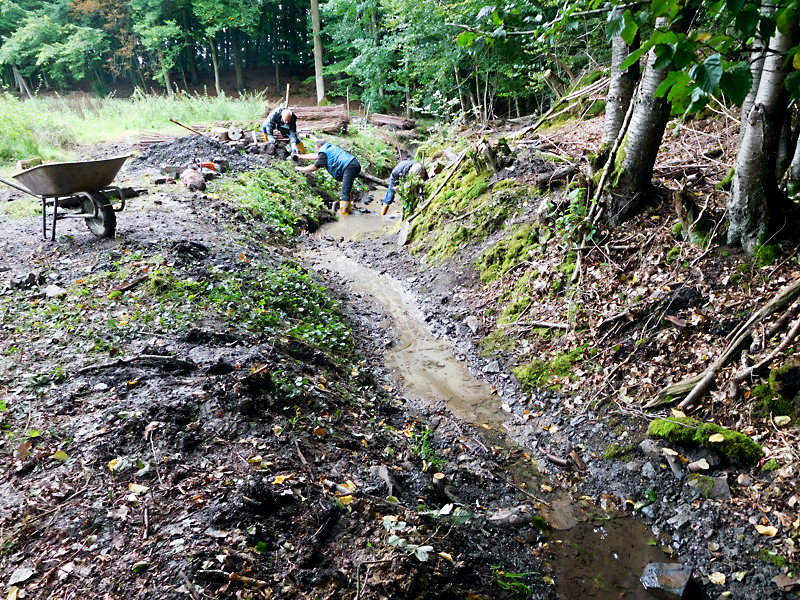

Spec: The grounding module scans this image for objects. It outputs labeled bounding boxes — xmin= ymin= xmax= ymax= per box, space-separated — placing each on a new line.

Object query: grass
xmin=0 ymin=89 xmax=272 ymax=164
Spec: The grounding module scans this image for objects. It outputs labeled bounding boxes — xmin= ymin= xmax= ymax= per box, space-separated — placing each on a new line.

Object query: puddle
xmin=312 ymin=198 xmax=401 ymax=242
xmin=306 ymin=214 xmax=677 ymax=600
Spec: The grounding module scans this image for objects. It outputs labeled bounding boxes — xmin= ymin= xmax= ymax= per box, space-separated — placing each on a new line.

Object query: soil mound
xmin=129 ymin=134 xmax=267 ymax=173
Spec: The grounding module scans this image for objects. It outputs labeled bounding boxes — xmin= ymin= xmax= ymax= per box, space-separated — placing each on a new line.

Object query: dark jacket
xmin=262 ymin=107 xmax=299 ymax=144
xmin=390 ymin=160 xmax=428 ymax=183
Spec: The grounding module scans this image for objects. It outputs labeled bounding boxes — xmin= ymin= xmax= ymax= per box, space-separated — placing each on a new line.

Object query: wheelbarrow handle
xmin=0 ymin=175 xmax=36 ymax=197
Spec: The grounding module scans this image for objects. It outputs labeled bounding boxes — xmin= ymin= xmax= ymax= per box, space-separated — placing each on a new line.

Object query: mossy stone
xmin=646 ymin=417 xmax=762 ymax=468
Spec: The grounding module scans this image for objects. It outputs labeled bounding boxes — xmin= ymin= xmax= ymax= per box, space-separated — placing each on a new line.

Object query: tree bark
xmin=12 ymin=65 xmax=34 ymax=100
xmin=210 ymin=40 xmax=222 ymax=96
xmin=606 ymin=14 xmax=691 ymax=225
xmin=232 ymin=29 xmax=245 ymax=92
xmin=597 ymin=33 xmax=640 ymax=166
xmin=158 ymin=50 xmax=174 ymax=97
xmin=310 ymin=0 xmax=325 ymax=104
xmin=727 ymin=19 xmax=798 ymax=252
xmin=741 ymin=1 xmax=774 ymax=136
xmin=182 ymin=9 xmax=200 ymax=84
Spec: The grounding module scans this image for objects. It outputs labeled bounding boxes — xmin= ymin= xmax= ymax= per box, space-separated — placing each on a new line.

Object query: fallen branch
xmin=403 ymin=149 xmax=468 ymax=224
xmin=650 ymin=277 xmax=800 ymax=408
xmin=536 ymin=164 xmax=578 ymax=189
xmin=358 ymin=171 xmax=389 ymax=187
xmin=169 ymin=119 xmax=209 ymax=137
xmin=733 ymin=316 xmax=800 ymax=384
xmin=75 ymin=354 xmax=197 ymax=375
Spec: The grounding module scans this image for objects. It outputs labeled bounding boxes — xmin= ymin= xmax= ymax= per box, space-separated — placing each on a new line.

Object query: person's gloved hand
xmin=290 ymin=152 xmax=300 ymax=162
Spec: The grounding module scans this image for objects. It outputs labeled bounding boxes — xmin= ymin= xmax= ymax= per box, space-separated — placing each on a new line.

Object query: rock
xmin=369 ymin=465 xmax=401 ymax=497
xmin=736 ymin=473 xmax=753 ymax=487
xmin=688 ymin=475 xmax=731 ymax=500
xmin=8 ymin=563 xmax=36 ymax=586
xmin=483 ymin=360 xmax=501 ymax=374
xmin=485 ymin=505 xmax=534 ymax=528
xmin=640 ymin=504 xmax=658 ymax=520
xmin=626 ymin=461 xmax=643 ymax=473
xmin=45 ymin=284 xmax=67 ymax=298
xmin=640 ymin=563 xmax=705 ymax=600
xmin=642 ymin=461 xmax=658 ymax=478
xmin=663 ymin=453 xmax=684 ymax=478
xmin=465 ymin=315 xmax=481 ymax=334
xmin=666 ymin=504 xmax=692 ymax=529
xmin=639 ymin=439 xmax=661 ymax=460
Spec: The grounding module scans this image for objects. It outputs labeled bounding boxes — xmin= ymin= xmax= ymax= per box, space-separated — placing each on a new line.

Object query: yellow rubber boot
xmin=381 ymin=204 xmax=389 ymax=216
xmin=296 ymin=141 xmax=307 ymax=154
xmin=339 ymin=201 xmax=352 ymax=215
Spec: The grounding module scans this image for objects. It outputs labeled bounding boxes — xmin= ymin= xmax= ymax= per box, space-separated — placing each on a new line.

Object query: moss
xmin=427 ymin=223 xmax=474 ymax=260
xmin=716 ymin=167 xmax=735 ymax=190
xmin=647 ymin=417 xmax=762 ymax=467
xmin=603 ymin=442 xmax=634 ymax=460
xmin=753 ymin=243 xmax=777 ymax=268
xmin=475 ymin=223 xmax=539 ymax=282
xmin=737 ymin=263 xmax=751 ymax=274
xmin=666 ymin=247 xmax=681 ymax=264
xmin=513 ymin=345 xmax=587 ymax=390
xmin=688 ymin=473 xmax=715 ymax=498
xmin=500 ymin=294 xmax=533 ymax=324
xmin=672 ymin=222 xmax=683 ymax=237
xmin=757 ymin=548 xmax=786 ymax=568
xmin=479 ymin=330 xmax=515 ymax=357
xmin=761 ymin=458 xmax=779 ymax=471
xmin=585 ymin=99 xmax=605 ymax=117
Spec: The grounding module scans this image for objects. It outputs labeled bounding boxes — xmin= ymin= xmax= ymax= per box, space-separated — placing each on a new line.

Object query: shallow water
xmin=306 ymin=214 xmax=675 ymax=600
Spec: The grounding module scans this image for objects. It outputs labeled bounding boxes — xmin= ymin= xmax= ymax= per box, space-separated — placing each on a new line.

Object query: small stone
xmin=45 ymin=284 xmax=67 ymax=298
xmin=640 ymin=563 xmax=700 ymax=600
xmin=465 ymin=315 xmax=480 ymax=334
xmin=639 ymin=439 xmax=661 ymax=460
xmin=736 ymin=473 xmax=753 ymax=487
xmin=640 ymin=504 xmax=658 ymax=520
xmin=641 ymin=461 xmax=658 ymax=478
xmin=483 ymin=360 xmax=501 ymax=374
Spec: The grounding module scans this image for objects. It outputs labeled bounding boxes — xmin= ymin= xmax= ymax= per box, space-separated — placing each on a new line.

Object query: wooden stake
xmin=346 ymin=87 xmax=350 ymax=115
xmin=285 ymin=84 xmax=290 ymax=107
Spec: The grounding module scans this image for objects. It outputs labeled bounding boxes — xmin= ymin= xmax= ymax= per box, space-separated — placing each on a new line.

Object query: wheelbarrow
xmin=0 ymin=155 xmax=131 ymax=240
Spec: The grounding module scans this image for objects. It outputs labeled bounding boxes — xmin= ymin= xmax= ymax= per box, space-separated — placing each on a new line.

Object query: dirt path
xmin=0 ymin=141 xmax=793 ymax=600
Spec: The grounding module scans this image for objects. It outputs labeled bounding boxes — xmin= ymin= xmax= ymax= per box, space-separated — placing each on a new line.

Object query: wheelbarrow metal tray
xmin=13 ymin=155 xmax=131 ymax=196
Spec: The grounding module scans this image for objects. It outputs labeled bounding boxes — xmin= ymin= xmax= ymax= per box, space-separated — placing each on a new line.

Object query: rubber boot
xmin=381 ymin=204 xmax=389 ymax=216
xmin=339 ymin=201 xmax=352 ymax=215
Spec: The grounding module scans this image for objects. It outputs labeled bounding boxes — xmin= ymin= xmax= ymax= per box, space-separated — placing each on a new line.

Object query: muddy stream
xmin=303 ymin=211 xmax=678 ymax=600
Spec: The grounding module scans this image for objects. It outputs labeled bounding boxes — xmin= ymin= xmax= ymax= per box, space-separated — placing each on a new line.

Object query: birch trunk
xmin=311 ymin=0 xmax=325 ymax=104
xmin=597 ymin=33 xmax=640 ymax=168
xmin=728 ymin=20 xmax=798 ymax=252
xmin=232 ymin=29 xmax=244 ymax=92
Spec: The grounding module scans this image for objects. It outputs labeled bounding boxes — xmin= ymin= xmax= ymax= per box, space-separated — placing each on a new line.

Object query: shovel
xmin=397 ymin=148 xmax=468 ymax=247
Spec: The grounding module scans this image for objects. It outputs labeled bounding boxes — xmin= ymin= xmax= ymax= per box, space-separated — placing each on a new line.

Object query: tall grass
xmin=0 ymin=89 xmax=271 ymax=165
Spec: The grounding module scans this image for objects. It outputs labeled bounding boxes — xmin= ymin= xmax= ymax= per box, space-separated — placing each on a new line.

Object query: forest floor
xmin=0 ymin=112 xmax=798 ymax=600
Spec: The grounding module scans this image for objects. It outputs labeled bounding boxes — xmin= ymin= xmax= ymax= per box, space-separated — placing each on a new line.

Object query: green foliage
xmin=757 ymin=548 xmax=786 ymax=568
xmin=647 ymin=417 xmax=762 ymax=468
xmin=412 ymin=426 xmax=444 ymax=472
xmin=491 ymin=566 xmax=537 ymax=597
xmin=753 ymin=243 xmax=777 ymax=268
xmin=761 ymin=458 xmax=779 ymax=472
xmin=512 ymin=346 xmax=586 ymax=390
xmin=479 ymin=330 xmax=514 ymax=357
xmin=602 ymin=442 xmax=634 ymax=461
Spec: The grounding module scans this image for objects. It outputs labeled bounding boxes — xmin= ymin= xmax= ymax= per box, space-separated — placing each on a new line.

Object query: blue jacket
xmin=319 ymin=143 xmax=356 ymax=180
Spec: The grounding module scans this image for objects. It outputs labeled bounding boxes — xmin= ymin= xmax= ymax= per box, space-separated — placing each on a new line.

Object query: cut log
xmin=536 ymin=164 xmax=578 ymax=189
xmin=358 ymin=171 xmax=389 ymax=187
xmin=227 ymin=126 xmax=243 ymax=141
xmin=209 ymin=127 xmax=229 ymax=141
xmin=16 ymin=157 xmax=42 ymax=171
xmin=369 ymin=114 xmax=416 ymax=130
xmin=290 ymin=106 xmax=348 ymax=120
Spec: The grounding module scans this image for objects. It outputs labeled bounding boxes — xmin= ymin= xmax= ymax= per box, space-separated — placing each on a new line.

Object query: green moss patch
xmin=646 ymin=417 xmax=762 ymax=468
xmin=479 ymin=330 xmax=515 ymax=357
xmin=512 ymin=345 xmax=586 ymax=390
xmin=688 ymin=473 xmax=715 ymax=498
xmin=602 ymin=442 xmax=634 ymax=461
xmin=476 ymin=223 xmax=540 ymax=282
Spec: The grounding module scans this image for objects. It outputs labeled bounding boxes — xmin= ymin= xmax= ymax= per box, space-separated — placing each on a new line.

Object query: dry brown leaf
xmin=708 ymin=433 xmax=725 ymax=443
xmin=755 ymin=524 xmax=778 ymax=536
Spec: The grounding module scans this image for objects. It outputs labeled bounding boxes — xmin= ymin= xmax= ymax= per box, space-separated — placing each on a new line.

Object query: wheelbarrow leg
xmin=41 ymin=197 xmax=46 ymax=239
xmin=51 ymin=198 xmax=58 ymax=241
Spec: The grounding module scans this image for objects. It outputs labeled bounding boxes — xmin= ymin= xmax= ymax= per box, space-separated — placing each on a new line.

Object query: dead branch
xmin=750 ymin=301 xmax=800 ymax=352
xmin=733 ymin=316 xmax=800 ymax=384
xmin=358 ymin=171 xmax=389 ymax=187
xmin=536 ymin=164 xmax=578 ymax=189
xmin=650 ymin=277 xmax=800 ymax=408
xmin=75 ymin=354 xmax=197 ymax=375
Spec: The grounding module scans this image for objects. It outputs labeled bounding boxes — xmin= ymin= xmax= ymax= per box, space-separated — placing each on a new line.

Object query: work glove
xmin=290 ymin=142 xmax=298 ymax=154
xmin=290 ymin=152 xmax=300 ymax=162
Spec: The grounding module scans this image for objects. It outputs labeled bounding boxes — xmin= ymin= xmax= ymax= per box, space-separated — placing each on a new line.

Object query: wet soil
xmin=0 ymin=131 xmax=795 ymax=600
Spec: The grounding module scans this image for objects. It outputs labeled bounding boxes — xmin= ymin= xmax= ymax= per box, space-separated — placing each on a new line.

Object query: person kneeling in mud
xmin=381 ymin=160 xmax=428 ymax=216
xmin=295 ymin=139 xmax=361 ymax=215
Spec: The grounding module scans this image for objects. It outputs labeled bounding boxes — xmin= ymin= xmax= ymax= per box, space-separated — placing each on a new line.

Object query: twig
xmin=149 ymin=432 xmax=164 ymax=487
xmin=179 ymin=570 xmax=202 ymax=600
xmin=733 ymin=316 xmax=800 ymax=383
xmin=295 ymin=439 xmax=309 ymax=466
xmin=357 ymin=558 xmax=394 ymax=600
xmin=143 ymin=507 xmax=149 ymax=539
xmin=169 ymin=119 xmax=209 ymax=137
xmin=75 ymin=354 xmax=196 ymax=375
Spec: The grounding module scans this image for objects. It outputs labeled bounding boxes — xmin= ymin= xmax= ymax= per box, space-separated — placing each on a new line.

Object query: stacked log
xmin=369 ymin=114 xmax=416 ymax=130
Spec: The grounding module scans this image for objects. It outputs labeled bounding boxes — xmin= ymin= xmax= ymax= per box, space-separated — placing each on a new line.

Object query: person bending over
xmin=295 ymin=139 xmax=361 ymax=215
xmin=381 ymin=160 xmax=428 ymax=215
xmin=261 ymin=107 xmax=306 ymax=154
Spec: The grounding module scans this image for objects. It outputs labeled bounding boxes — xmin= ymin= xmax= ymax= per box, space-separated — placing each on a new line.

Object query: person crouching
xmin=294 ymin=139 xmax=361 ymax=215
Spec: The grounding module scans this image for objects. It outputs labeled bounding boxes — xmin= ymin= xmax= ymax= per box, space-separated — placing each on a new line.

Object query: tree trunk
xmin=741 ymin=1 xmax=774 ymax=137
xmin=182 ymin=9 xmax=200 ymax=84
xmin=787 ymin=131 xmax=800 ymax=195
xmin=210 ymin=40 xmax=221 ymax=95
xmin=454 ymin=64 xmax=466 ymax=120
xmin=12 ymin=65 xmax=34 ymax=99
xmin=232 ymin=29 xmax=245 ymax=92
xmin=158 ymin=50 xmax=174 ymax=97
xmin=606 ymin=15 xmax=691 ymax=225
xmin=597 ymin=33 xmax=640 ymax=168
xmin=728 ymin=20 xmax=798 ymax=252
xmin=310 ymin=0 xmax=325 ymax=104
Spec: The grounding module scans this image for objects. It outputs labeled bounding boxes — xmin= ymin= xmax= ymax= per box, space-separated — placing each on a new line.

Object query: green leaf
xmin=672 ymin=40 xmax=696 ymax=70
xmin=655 ymin=70 xmax=685 ymax=98
xmin=776 ymin=5 xmax=799 ymax=35
xmin=28 ymin=429 xmax=39 ymax=438
xmin=653 ymin=44 xmax=675 ymax=70
xmin=645 ymin=489 xmax=657 ymax=502
xmin=620 ymin=12 xmax=639 ymax=46
xmin=620 ymin=48 xmax=645 ymax=71
xmin=651 ymin=0 xmax=670 ymax=17
xmin=691 ymin=53 xmax=723 ymax=94
xmin=720 ymin=62 xmax=753 ymax=105
xmin=759 ymin=15 xmax=776 ymax=41
xmin=725 ymin=0 xmax=745 ymax=14
xmin=132 ymin=561 xmax=150 ymax=574
xmin=606 ymin=14 xmax=624 ymax=39
xmin=455 ymin=31 xmax=476 ymax=46
xmin=785 ymin=71 xmax=800 ymax=100
xmin=255 ymin=541 xmax=269 ymax=553
xmin=735 ymin=7 xmax=760 ymax=38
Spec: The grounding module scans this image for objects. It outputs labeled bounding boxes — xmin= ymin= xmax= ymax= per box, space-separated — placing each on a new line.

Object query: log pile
xmin=369 ymin=114 xmax=416 ymax=130
xmin=290 ymin=106 xmax=348 ymax=120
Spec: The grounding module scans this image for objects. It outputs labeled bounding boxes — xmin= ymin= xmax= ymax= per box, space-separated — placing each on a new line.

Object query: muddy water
xmin=307 ymin=215 xmax=674 ymax=600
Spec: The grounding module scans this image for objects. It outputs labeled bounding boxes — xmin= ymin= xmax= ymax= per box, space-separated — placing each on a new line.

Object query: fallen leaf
xmin=132 ymin=561 xmax=150 ymax=574
xmin=108 ymin=458 xmax=119 ymax=472
xmin=128 ymin=483 xmax=149 ymax=494
xmin=542 ymin=575 xmax=554 ymax=585
xmin=438 ymin=552 xmax=454 ymax=563
xmin=313 ymin=427 xmax=326 ymax=437
xmin=337 ymin=495 xmax=355 ymax=505
xmin=144 ymin=421 xmax=159 ymax=438
xmin=774 ymin=416 xmax=791 ymax=426
xmin=8 ymin=565 xmax=35 ymax=586
xmin=272 ymin=474 xmax=294 ymax=485
xmin=755 ymin=524 xmax=778 ymax=536
xmin=708 ymin=572 xmax=726 ymax=585
xmin=15 ymin=441 xmax=31 ymax=460
xmin=708 ymin=433 xmax=725 ymax=443
xmin=772 ymin=574 xmax=800 ymax=591
xmin=52 ymin=451 xmax=69 ymax=461
xmin=670 ymin=408 xmax=686 ymax=418
xmin=7 ymin=586 xmax=18 ymax=600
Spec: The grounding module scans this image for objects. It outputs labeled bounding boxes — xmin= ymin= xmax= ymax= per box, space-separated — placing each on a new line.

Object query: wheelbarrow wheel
xmin=81 ymin=192 xmax=116 ymax=238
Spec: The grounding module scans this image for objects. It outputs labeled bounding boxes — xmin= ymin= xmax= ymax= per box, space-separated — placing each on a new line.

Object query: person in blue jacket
xmin=381 ymin=160 xmax=428 ymax=215
xmin=295 ymin=139 xmax=362 ymax=215
xmin=261 ymin=107 xmax=306 ymax=154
